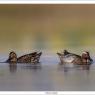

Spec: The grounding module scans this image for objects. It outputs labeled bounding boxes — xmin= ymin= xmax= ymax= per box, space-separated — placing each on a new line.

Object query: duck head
xmin=81 ymin=51 xmax=93 ymax=63
xmin=8 ymin=51 xmax=17 ymax=63
xmin=9 ymin=51 xmax=17 ymax=58
xmin=6 ymin=51 xmax=17 ymax=63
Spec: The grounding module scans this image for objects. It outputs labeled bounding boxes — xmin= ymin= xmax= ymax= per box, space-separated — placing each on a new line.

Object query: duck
xmin=57 ymin=50 xmax=93 ymax=65
xmin=17 ymin=52 xmax=42 ymax=64
xmin=6 ymin=51 xmax=42 ymax=64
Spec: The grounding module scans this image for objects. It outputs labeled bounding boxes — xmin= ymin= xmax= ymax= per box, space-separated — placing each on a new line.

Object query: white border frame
xmin=0 ymin=1 xmax=95 ymax=4
xmin=0 ymin=1 xmax=95 ymax=95
xmin=0 ymin=91 xmax=95 ymax=95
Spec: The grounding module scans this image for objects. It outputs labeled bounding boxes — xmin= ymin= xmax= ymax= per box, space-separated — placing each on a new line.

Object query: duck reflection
xmin=58 ymin=62 xmax=91 ymax=73
xmin=20 ymin=62 xmax=42 ymax=71
xmin=9 ymin=63 xmax=17 ymax=73
xmin=25 ymin=63 xmax=42 ymax=70
xmin=79 ymin=65 xmax=90 ymax=70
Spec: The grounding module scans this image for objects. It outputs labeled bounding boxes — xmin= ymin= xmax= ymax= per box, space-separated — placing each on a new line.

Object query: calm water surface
xmin=0 ymin=55 xmax=95 ymax=91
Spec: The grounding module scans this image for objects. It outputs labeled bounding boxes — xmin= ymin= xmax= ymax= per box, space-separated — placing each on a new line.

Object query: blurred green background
xmin=0 ymin=4 xmax=95 ymax=54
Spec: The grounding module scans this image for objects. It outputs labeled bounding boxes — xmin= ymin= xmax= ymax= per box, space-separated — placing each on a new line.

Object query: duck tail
xmin=57 ymin=52 xmax=62 ymax=56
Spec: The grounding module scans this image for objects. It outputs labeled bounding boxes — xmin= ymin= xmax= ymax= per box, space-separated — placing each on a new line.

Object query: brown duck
xmin=6 ymin=51 xmax=42 ymax=64
xmin=57 ymin=50 xmax=93 ymax=65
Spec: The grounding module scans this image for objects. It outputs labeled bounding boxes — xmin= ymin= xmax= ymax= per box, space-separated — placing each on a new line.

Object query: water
xmin=0 ymin=4 xmax=95 ymax=91
xmin=0 ymin=55 xmax=95 ymax=91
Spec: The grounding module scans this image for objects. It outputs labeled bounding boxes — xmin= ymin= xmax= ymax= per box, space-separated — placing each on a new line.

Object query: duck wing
xmin=63 ymin=54 xmax=81 ymax=63
xmin=17 ymin=52 xmax=37 ymax=63
xmin=29 ymin=52 xmax=37 ymax=57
